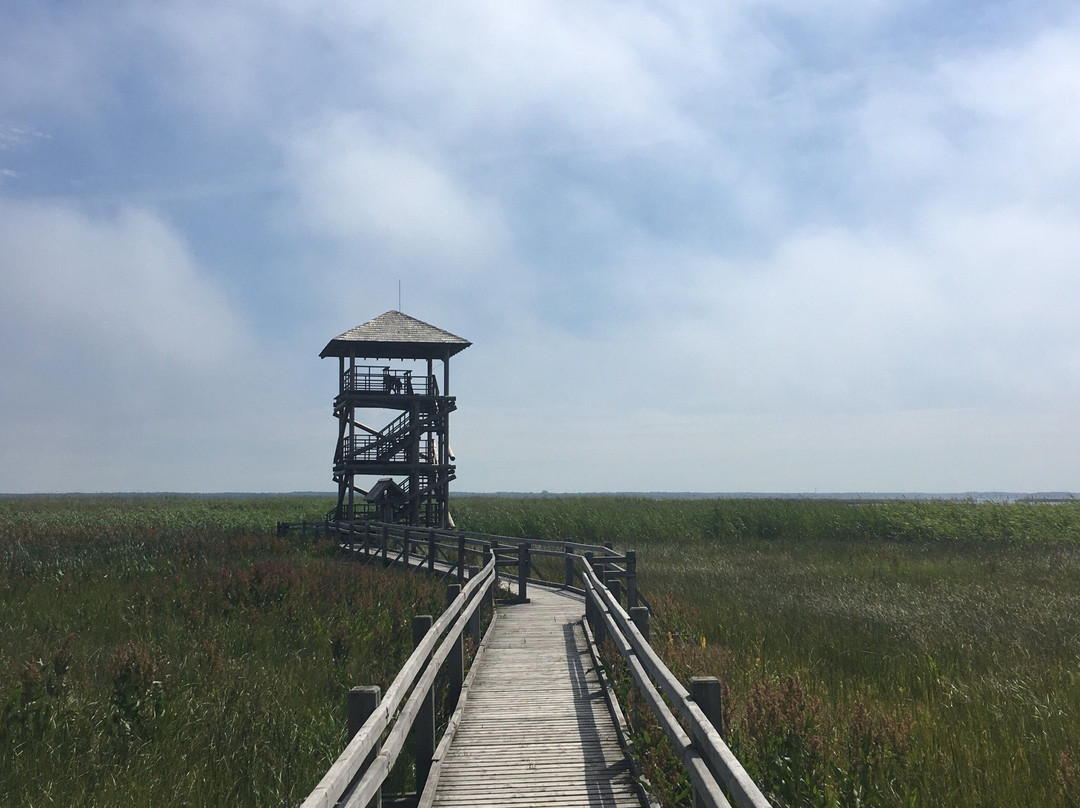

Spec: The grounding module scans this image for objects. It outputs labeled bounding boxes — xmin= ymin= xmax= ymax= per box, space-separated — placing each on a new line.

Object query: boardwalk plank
xmin=427 ymin=586 xmax=647 ymax=808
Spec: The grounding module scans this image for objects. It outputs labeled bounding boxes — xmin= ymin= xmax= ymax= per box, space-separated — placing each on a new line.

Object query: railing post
xmin=490 ymin=540 xmax=500 ymax=588
xmin=428 ymin=529 xmax=436 ymax=575
xmin=467 ymin=565 xmax=481 ymax=645
xmin=402 ymin=527 xmax=411 ymax=568
xmin=584 ymin=586 xmax=593 ymax=633
xmin=412 ymin=615 xmax=435 ymax=792
xmin=564 ymin=543 xmax=574 ymax=587
xmin=594 ymin=589 xmax=608 ymax=646
xmin=609 ymin=575 xmax=622 ymax=608
xmin=347 ymin=686 xmax=382 ymax=808
xmin=596 ymin=562 xmax=609 ymax=646
xmin=381 ymin=525 xmax=389 ymax=567
xmin=517 ymin=543 xmax=529 ymax=603
xmin=625 ymin=550 xmax=637 ymax=608
xmin=583 ymin=551 xmax=594 ymax=633
xmin=446 ymin=584 xmax=464 ymax=714
xmin=347 ymin=685 xmax=380 ymax=740
xmin=691 ymin=676 xmax=725 ymax=808
xmin=457 ymin=534 xmax=466 ymax=583
xmin=630 ymin=606 xmax=650 ymax=643
xmin=483 ymin=546 xmax=495 ymax=614
xmin=363 ymin=521 xmax=371 ymax=561
xmin=586 ymin=552 xmax=608 ymax=646
xmin=602 ymin=541 xmax=617 ymax=605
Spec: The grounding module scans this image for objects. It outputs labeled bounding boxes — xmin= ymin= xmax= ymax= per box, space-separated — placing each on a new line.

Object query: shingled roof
xmin=320 ymin=311 xmax=471 ymax=360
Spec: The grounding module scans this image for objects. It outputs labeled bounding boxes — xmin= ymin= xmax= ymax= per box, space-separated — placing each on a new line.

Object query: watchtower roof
xmin=320 ymin=311 xmax=471 ymax=360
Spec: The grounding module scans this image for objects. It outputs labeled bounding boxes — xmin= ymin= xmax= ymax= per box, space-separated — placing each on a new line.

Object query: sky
xmin=2 ymin=0 xmax=1079 ymax=494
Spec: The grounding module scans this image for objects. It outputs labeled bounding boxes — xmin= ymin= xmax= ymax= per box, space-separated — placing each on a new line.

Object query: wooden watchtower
xmin=321 ymin=311 xmax=470 ymax=528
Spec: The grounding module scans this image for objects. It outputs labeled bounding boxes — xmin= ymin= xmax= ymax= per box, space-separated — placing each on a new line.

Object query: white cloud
xmin=673 ymin=203 xmax=1080 ymax=411
xmin=943 ymin=22 xmax=1080 ymax=196
xmin=3 ymin=0 xmax=1080 ymax=493
xmin=0 ymin=200 xmax=326 ymax=492
xmin=282 ymin=113 xmax=546 ymax=345
xmin=459 ymin=192 xmax=1080 ymax=427
xmin=289 ymin=116 xmax=509 ymax=269
xmin=0 ymin=0 xmax=717 ymax=149
xmin=1 ymin=200 xmax=246 ymax=371
xmin=314 ymin=0 xmax=722 ymax=155
xmin=131 ymin=2 xmax=271 ymax=126
xmin=850 ymin=13 xmax=1080 ymax=210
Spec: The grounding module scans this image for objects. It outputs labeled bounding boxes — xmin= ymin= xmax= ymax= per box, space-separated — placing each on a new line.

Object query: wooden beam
xmin=413 ymin=615 xmax=435 ymax=793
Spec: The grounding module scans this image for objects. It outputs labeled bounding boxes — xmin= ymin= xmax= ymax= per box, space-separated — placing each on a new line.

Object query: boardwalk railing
xmin=300 ymin=520 xmax=771 ymax=808
xmin=301 ymin=550 xmax=495 ymax=808
xmin=581 ymin=563 xmax=770 ymax=808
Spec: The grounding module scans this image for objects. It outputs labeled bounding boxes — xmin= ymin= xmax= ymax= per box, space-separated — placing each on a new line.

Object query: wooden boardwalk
xmin=428 ymin=586 xmax=646 ymax=808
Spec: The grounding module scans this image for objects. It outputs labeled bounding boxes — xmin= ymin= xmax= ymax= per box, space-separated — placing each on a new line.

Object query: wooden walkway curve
xmin=297 ymin=522 xmax=772 ymax=808
xmin=426 ymin=587 xmax=646 ymax=808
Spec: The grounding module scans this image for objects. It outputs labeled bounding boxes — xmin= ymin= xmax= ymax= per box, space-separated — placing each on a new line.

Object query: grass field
xmin=3 ymin=495 xmax=1078 ymax=807
xmin=0 ymin=495 xmax=445 ymax=807
xmin=452 ymin=496 xmax=1080 ymax=807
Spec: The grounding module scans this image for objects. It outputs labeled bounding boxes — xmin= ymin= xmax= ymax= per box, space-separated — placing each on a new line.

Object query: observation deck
xmin=322 ymin=311 xmax=469 ymax=529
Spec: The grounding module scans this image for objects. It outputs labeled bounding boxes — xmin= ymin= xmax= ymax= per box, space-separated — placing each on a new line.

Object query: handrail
xmin=334 ymin=521 xmax=654 ymax=615
xmin=343 ymin=365 xmax=434 ymax=396
xmin=346 ymin=410 xmax=410 ymax=460
xmin=301 ymin=556 xmax=495 ymax=808
xmin=580 ymin=562 xmax=771 ymax=808
xmin=364 ymin=522 xmax=630 ymax=571
xmin=307 ymin=519 xmax=763 ymax=808
xmin=340 ymin=568 xmax=491 ymax=808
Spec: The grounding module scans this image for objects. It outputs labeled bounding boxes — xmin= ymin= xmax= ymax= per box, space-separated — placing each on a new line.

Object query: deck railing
xmin=342 ymin=366 xmax=438 ymax=396
xmin=299 ymin=520 xmax=771 ymax=808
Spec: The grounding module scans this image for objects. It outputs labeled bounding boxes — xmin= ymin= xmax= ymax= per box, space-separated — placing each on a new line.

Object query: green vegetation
xmin=4 ymin=495 xmax=1078 ymax=807
xmin=453 ymin=496 xmax=1080 ymax=808
xmin=452 ymin=495 xmax=1080 ymax=547
xmin=0 ymin=496 xmax=444 ymax=807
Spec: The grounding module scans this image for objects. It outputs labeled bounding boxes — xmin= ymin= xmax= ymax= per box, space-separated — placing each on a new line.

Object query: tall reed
xmin=456 ymin=496 xmax=1080 ymax=807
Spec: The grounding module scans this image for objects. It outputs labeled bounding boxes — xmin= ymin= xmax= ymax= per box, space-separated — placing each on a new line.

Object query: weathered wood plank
xmin=426 ymin=586 xmax=647 ymax=808
xmin=434 ymin=792 xmax=640 ymax=808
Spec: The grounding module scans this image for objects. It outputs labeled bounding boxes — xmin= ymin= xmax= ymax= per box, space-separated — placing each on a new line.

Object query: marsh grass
xmin=455 ymin=496 xmax=1080 ymax=807
xmin=6 ymin=495 xmax=1078 ymax=806
xmin=0 ymin=496 xmax=445 ymax=807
